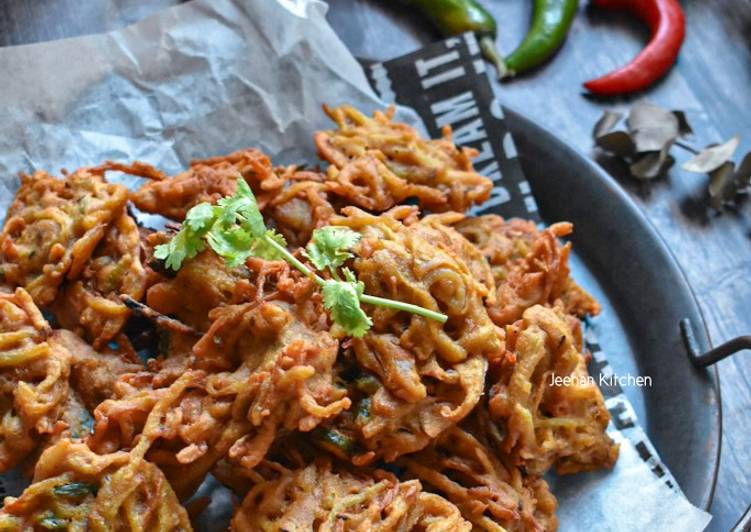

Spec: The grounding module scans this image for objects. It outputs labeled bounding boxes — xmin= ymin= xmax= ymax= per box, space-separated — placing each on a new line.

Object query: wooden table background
xmin=1 ymin=0 xmax=749 ymax=529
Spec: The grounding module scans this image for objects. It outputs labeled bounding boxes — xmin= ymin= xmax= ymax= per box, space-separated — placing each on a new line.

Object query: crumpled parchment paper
xmin=0 ymin=0 xmax=712 ymax=530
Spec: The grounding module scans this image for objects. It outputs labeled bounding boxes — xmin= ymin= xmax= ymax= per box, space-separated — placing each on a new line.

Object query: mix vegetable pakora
xmin=0 ymin=105 xmax=617 ymax=531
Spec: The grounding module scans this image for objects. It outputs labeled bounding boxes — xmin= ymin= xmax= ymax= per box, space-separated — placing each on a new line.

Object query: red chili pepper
xmin=583 ymin=0 xmax=685 ymax=96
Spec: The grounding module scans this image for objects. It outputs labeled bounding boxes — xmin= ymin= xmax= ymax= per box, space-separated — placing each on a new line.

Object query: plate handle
xmin=680 ymin=318 xmax=751 ymax=531
xmin=680 ymin=318 xmax=751 ymax=368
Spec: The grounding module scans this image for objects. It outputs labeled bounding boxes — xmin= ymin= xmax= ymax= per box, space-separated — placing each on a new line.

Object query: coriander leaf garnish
xmin=218 ymin=179 xmax=266 ymax=237
xmin=154 ymin=175 xmax=447 ymax=337
xmin=184 ymin=202 xmax=217 ymax=232
xmin=304 ymin=226 xmax=361 ymax=273
xmin=322 ymin=273 xmax=372 ymax=338
xmin=206 ymin=225 xmax=254 ymax=267
xmin=153 ymin=221 xmax=207 ymax=271
xmin=248 ymin=229 xmax=288 ymax=261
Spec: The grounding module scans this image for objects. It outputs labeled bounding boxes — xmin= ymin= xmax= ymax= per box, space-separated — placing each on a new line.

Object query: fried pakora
xmin=488 ymin=305 xmax=618 ymax=475
xmin=0 ymin=170 xmax=128 ymax=306
xmin=52 ymin=329 xmax=143 ymax=412
xmin=455 ymin=215 xmax=600 ymax=325
xmin=400 ymin=424 xmax=558 ymax=531
xmin=231 ymin=459 xmax=470 ymax=532
xmin=130 ymin=149 xmax=282 ymax=221
xmin=145 ymin=245 xmax=253 ymax=332
xmin=320 ymin=206 xmax=500 ymax=462
xmin=52 ymin=211 xmax=147 ymax=348
xmin=316 ymin=105 xmax=492 ymax=213
xmin=0 ymin=289 xmax=71 ymax=472
xmin=0 ymin=438 xmax=191 ymax=531
xmin=89 ymin=268 xmax=349 ymax=499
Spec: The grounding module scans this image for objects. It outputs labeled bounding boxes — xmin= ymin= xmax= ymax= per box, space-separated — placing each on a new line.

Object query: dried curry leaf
xmin=53 ymin=482 xmax=98 ymax=497
xmin=595 ymin=131 xmax=635 ymax=157
xmin=592 ymin=110 xmax=623 ymax=138
xmin=626 ymin=102 xmax=679 ymax=153
xmin=707 ymin=161 xmax=737 ymax=211
xmin=630 ymin=151 xmax=675 ymax=180
xmin=672 ymin=110 xmax=693 ymax=137
xmin=682 ymin=135 xmax=740 ymax=174
xmin=735 ymin=151 xmax=751 ymax=190
xmin=592 ymin=102 xmax=749 ymax=210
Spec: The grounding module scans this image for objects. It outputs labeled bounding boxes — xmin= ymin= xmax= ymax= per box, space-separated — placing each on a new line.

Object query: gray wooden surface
xmin=0 ymin=0 xmax=749 ymax=529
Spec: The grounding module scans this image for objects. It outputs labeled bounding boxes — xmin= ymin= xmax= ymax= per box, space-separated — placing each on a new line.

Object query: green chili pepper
xmin=312 ymin=427 xmax=357 ymax=459
xmin=500 ymin=0 xmax=579 ymax=78
xmin=36 ymin=513 xmax=67 ymax=530
xmin=53 ymin=482 xmax=98 ymax=498
xmin=354 ymin=374 xmax=381 ymax=395
xmin=395 ymin=0 xmax=505 ymax=75
xmin=356 ymin=397 xmax=372 ymax=422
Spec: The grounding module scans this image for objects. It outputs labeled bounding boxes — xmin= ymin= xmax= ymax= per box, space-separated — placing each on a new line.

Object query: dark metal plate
xmin=505 ymin=108 xmax=721 ymax=510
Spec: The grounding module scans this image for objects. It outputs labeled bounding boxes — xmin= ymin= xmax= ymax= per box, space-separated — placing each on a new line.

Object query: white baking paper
xmin=0 ymin=1 xmax=712 ymax=530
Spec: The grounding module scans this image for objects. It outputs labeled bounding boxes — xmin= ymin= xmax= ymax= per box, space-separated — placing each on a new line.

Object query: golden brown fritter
xmin=0 ymin=439 xmax=192 ymax=531
xmin=51 ymin=329 xmax=143 ymax=412
xmin=130 ymin=148 xmax=284 ymax=221
xmin=265 ymin=179 xmax=335 ymax=249
xmin=230 ymin=459 xmax=470 ymax=532
xmin=0 ymin=170 xmax=128 ymax=306
xmin=455 ymin=215 xmax=600 ymax=326
xmin=145 ymin=245 xmax=254 ymax=332
xmin=315 ymin=105 xmax=492 ymax=213
xmin=324 ymin=155 xmax=444 ymax=213
xmin=400 ymin=424 xmax=558 ymax=532
xmin=52 ymin=211 xmax=147 ymax=348
xmin=488 ymin=305 xmax=618 ymax=475
xmin=0 ymin=289 xmax=72 ymax=472
xmin=320 ymin=207 xmax=500 ymax=462
xmin=130 ymin=150 xmax=333 ymax=251
xmin=89 ymin=271 xmax=349 ymax=499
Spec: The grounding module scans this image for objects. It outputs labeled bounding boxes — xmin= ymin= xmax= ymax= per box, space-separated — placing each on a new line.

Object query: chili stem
xmin=479 ymin=35 xmax=508 ymax=79
xmin=360 ymin=294 xmax=448 ymax=323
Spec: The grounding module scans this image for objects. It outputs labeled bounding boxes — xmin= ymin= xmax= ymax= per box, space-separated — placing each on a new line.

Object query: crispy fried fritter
xmin=0 ymin=170 xmax=128 ymax=306
xmin=400 ymin=424 xmax=558 ymax=532
xmin=338 ymin=206 xmax=499 ymax=364
xmin=231 ymin=459 xmax=470 ymax=532
xmin=321 ymin=207 xmax=500 ymax=462
xmin=130 ymin=148 xmax=284 ymax=221
xmin=455 ymin=215 xmax=600 ymax=325
xmin=131 ymin=149 xmax=332 ymax=249
xmin=145 ymin=245 xmax=254 ymax=331
xmin=51 ymin=329 xmax=142 ymax=412
xmin=90 ymin=271 xmax=349 ymax=499
xmin=265 ymin=179 xmax=334 ymax=248
xmin=324 ymin=155 xmax=444 ymax=213
xmin=488 ymin=305 xmax=618 ymax=475
xmin=0 ymin=439 xmax=192 ymax=531
xmin=0 ymin=289 xmax=71 ymax=472
xmin=315 ymin=105 xmax=492 ymax=213
xmin=52 ymin=212 xmax=147 ymax=348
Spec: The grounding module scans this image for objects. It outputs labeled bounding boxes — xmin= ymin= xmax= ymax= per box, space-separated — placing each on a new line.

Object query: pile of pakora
xmin=0 ymin=104 xmax=617 ymax=531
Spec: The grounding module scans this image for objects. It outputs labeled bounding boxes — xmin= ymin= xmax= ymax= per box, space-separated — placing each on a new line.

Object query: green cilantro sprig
xmin=154 ymin=177 xmax=447 ymax=337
